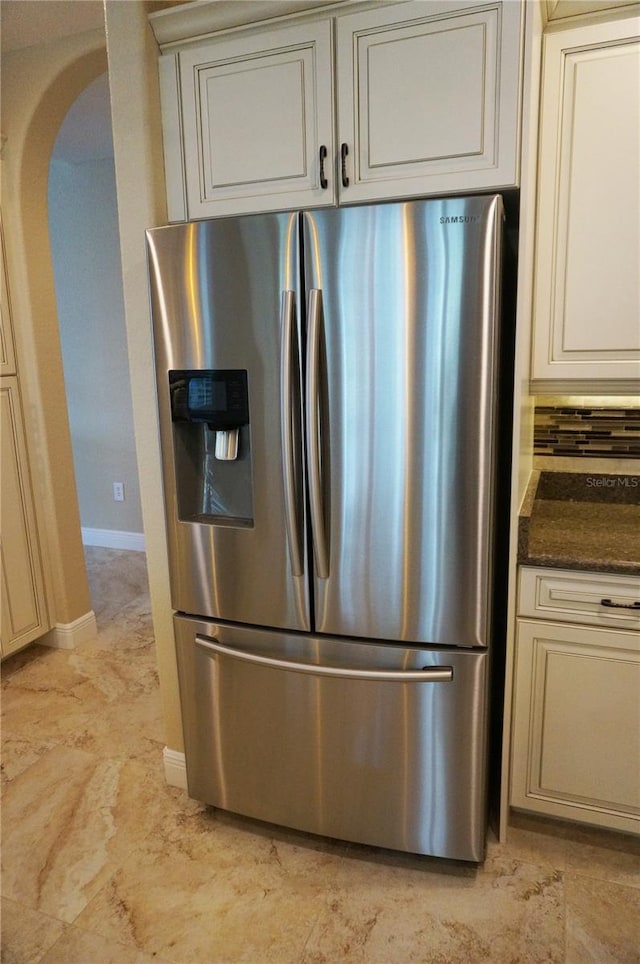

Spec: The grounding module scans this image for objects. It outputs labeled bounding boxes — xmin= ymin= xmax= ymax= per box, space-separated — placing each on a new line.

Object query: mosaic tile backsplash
xmin=534 ymin=405 xmax=640 ymax=459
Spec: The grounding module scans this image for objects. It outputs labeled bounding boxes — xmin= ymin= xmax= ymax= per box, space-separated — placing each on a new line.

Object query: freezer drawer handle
xmin=195 ymin=636 xmax=453 ymax=682
xmin=306 ymin=288 xmax=329 ymax=579
xmin=600 ymin=598 xmax=640 ymax=611
xmin=280 ymin=289 xmax=304 ymax=576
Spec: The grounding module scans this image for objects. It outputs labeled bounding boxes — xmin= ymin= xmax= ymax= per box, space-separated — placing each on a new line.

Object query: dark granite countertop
xmin=518 ymin=471 xmax=640 ymax=575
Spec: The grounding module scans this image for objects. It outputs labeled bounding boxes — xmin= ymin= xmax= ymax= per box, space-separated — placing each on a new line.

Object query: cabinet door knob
xmin=601 ymin=598 xmax=640 ymax=610
xmin=319 ymin=145 xmax=328 ymax=189
xmin=341 ymin=143 xmax=350 ymax=188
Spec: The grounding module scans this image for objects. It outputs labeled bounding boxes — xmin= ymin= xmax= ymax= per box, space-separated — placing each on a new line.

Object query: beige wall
xmin=0 ymin=31 xmax=107 ymax=626
xmin=104 ymin=0 xmax=182 ymax=752
xmin=49 ymin=155 xmax=144 ymax=535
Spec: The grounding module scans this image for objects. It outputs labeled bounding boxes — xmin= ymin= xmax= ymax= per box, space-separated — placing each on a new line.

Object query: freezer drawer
xmin=175 ymin=615 xmax=489 ymax=862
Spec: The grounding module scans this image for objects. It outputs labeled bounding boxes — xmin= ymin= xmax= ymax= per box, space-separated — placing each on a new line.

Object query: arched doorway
xmin=2 ymin=40 xmax=109 ymax=638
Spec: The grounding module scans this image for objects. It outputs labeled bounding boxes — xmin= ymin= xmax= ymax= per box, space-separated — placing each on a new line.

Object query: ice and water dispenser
xmin=169 ymin=370 xmax=253 ymax=526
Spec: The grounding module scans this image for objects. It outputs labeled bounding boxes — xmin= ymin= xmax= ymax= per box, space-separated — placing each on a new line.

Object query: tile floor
xmin=1 ymin=547 xmax=639 ymax=963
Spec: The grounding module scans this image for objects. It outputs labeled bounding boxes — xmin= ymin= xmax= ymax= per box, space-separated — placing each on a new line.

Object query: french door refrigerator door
xmin=303 ymin=196 xmax=503 ymax=647
xmin=175 ymin=614 xmax=489 ymax=862
xmin=147 ymin=215 xmax=310 ymax=631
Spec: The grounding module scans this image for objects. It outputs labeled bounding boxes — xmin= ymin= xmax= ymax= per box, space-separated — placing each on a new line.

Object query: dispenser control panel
xmin=169 ymin=370 xmax=249 ymax=430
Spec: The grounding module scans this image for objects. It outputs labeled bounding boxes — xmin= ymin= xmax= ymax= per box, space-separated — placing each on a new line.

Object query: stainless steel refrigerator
xmin=146 ymin=195 xmax=503 ymax=862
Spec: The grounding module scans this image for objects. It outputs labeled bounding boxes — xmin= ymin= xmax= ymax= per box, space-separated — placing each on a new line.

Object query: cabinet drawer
xmin=518 ymin=566 xmax=640 ymax=630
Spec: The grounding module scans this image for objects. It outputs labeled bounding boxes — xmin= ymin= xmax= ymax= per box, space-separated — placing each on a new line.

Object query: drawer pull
xmin=601 ymin=598 xmax=640 ymax=611
xmin=341 ymin=142 xmax=350 ymax=188
xmin=319 ymin=145 xmax=328 ymax=189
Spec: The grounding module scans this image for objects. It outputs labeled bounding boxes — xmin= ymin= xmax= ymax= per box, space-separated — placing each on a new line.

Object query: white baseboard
xmin=163 ymin=747 xmax=188 ymax=790
xmin=40 ymin=610 xmax=98 ymax=650
xmin=82 ymin=527 xmax=146 ymax=552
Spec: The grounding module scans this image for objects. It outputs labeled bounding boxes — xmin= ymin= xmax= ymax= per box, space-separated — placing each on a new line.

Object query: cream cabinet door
xmin=177 ymin=21 xmax=335 ymax=218
xmin=531 ymin=14 xmax=640 ymax=388
xmin=1 ymin=378 xmax=49 ymax=657
xmin=511 ymin=618 xmax=640 ymax=834
xmin=335 ymin=0 xmax=522 ymax=204
xmin=0 ymin=220 xmax=16 ymax=377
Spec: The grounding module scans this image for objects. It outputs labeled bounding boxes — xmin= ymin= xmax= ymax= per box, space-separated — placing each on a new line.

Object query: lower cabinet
xmin=0 ymin=378 xmax=49 ymax=658
xmin=511 ymin=568 xmax=640 ymax=834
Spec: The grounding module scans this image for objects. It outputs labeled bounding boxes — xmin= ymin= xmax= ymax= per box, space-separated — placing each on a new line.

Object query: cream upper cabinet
xmin=1 ymin=379 xmax=49 ymax=658
xmin=157 ymin=1 xmax=523 ymax=220
xmin=511 ymin=567 xmax=640 ymax=834
xmin=335 ymin=0 xmax=522 ymax=203
xmin=531 ymin=13 xmax=640 ymax=390
xmin=173 ymin=21 xmax=335 ymax=220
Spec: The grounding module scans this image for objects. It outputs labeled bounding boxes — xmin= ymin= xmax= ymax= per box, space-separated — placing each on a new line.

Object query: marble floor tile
xmin=488 ymin=817 xmax=567 ymax=873
xmin=301 ymin=847 xmax=565 ymax=963
xmin=74 ymin=817 xmax=348 ymax=963
xmin=0 ymin=641 xmax=45 ymax=680
xmin=0 ymin=899 xmax=67 ymax=964
xmin=504 ymin=810 xmax=640 ymax=890
xmin=1 ymin=736 xmax=58 ymax=788
xmin=1 ymin=745 xmax=172 ymax=924
xmin=565 ymin=873 xmax=640 ymax=964
xmin=78 ymin=597 xmax=155 ymax=656
xmin=563 ymin=825 xmax=640 ymax=890
xmin=38 ymin=925 xmax=169 ymax=964
xmin=150 ymin=791 xmax=352 ymax=868
xmin=1 ymin=644 xmax=164 ymax=764
xmin=84 ymin=546 xmax=150 ymax=629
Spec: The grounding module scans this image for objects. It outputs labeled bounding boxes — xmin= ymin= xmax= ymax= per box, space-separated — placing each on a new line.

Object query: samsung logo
xmin=439 ymin=215 xmax=481 ymax=224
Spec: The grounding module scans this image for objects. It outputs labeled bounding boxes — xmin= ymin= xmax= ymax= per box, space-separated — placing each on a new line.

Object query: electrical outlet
xmin=113 ymin=481 xmax=125 ymax=502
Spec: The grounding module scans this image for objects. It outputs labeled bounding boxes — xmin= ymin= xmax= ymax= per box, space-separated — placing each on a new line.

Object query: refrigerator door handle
xmin=195 ymin=636 xmax=454 ymax=682
xmin=305 ymin=288 xmax=329 ymax=579
xmin=280 ymin=290 xmax=304 ymax=577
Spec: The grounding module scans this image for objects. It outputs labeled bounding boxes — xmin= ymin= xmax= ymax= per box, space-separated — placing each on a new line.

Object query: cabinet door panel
xmin=0 ymin=221 xmax=16 ymax=377
xmin=532 ymin=16 xmax=640 ymax=386
xmin=1 ymin=379 xmax=48 ymax=657
xmin=540 ymin=650 xmax=638 ymax=807
xmin=337 ymin=0 xmax=522 ymax=203
xmin=203 ymin=58 xmax=307 ymax=187
xmin=561 ymin=45 xmax=640 ymax=354
xmin=511 ymin=619 xmax=640 ymax=833
xmin=364 ymin=19 xmax=488 ymax=167
xmin=179 ymin=21 xmax=334 ymax=218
